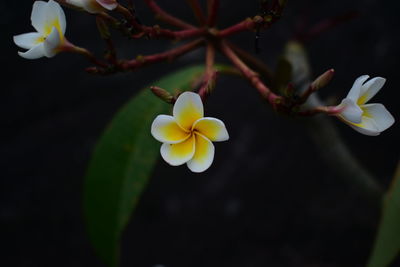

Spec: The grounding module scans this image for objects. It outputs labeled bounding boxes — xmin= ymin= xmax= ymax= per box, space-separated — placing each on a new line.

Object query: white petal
xmin=358 ymin=77 xmax=386 ymax=105
xmin=67 ymin=0 xmax=104 ymax=13
xmin=96 ymin=0 xmax=118 ymax=10
xmin=192 ymin=117 xmax=229 ymax=142
xmin=187 ymin=133 xmax=215 ymax=173
xmin=348 ymin=117 xmax=381 ymax=136
xmin=66 ymin=0 xmax=85 ymax=8
xmin=361 ymin=103 xmax=395 ymax=132
xmin=45 ymin=0 xmax=67 ymax=35
xmin=173 ymin=92 xmax=204 ymax=130
xmin=17 ymin=44 xmax=45 ymax=59
xmin=31 ymin=1 xmax=47 ymax=34
xmin=43 ymin=27 xmax=61 ymax=58
xmin=160 ymin=135 xmax=196 ymax=166
xmin=346 ymin=75 xmax=369 ymax=102
xmin=13 ymin=32 xmax=43 ymax=50
xmin=338 ymin=98 xmax=363 ymax=124
xmin=151 ymin=115 xmax=190 ymax=144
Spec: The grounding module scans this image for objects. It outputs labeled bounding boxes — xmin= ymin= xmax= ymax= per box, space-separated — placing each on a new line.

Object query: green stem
xmin=302 ymin=95 xmax=383 ymax=203
xmin=285 ymin=41 xmax=383 ymax=203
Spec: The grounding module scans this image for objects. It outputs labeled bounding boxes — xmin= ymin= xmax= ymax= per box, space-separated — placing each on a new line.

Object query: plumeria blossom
xmin=151 ymin=92 xmax=229 ymax=173
xmin=66 ymin=0 xmax=118 ymax=13
xmin=336 ymin=75 xmax=394 ymax=136
xmin=13 ymin=0 xmax=70 ymax=60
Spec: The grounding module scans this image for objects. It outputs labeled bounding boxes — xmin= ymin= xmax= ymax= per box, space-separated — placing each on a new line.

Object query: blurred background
xmin=1 ymin=0 xmax=400 ymax=266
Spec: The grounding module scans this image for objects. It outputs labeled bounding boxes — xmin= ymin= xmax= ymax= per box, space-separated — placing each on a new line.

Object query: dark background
xmin=2 ymin=0 xmax=400 ymax=266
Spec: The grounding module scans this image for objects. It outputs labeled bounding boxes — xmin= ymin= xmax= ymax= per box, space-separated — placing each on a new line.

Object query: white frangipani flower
xmin=66 ymin=0 xmax=118 ymax=13
xmin=336 ymin=75 xmax=395 ymax=136
xmin=151 ymin=92 xmax=229 ymax=173
xmin=13 ymin=0 xmax=68 ymax=60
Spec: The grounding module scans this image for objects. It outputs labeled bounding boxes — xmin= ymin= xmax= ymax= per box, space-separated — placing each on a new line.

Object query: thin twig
xmin=137 ymin=27 xmax=206 ymax=40
xmin=207 ymin=0 xmax=219 ymax=26
xmin=96 ymin=16 xmax=118 ymax=65
xmin=96 ymin=12 xmax=134 ymax=37
xmin=186 ymin=0 xmax=206 ymax=25
xmin=61 ymin=42 xmax=108 ymax=68
xmin=295 ymin=11 xmax=358 ymax=43
xmin=104 ymin=39 xmax=117 ymax=65
xmin=205 ymin=43 xmax=215 ymax=74
xmin=116 ymin=4 xmax=144 ymax=31
xmin=226 ymin=42 xmax=273 ymax=82
xmin=114 ymin=4 xmax=205 ymax=40
xmin=218 ymin=0 xmax=286 ymax=38
xmin=121 ymin=39 xmax=204 ymax=70
xmin=198 ymin=42 xmax=216 ymax=100
xmin=297 ymin=105 xmax=342 ymax=116
xmin=219 ymin=41 xmax=281 ymax=107
xmin=218 ymin=18 xmax=256 ymax=38
xmin=144 ymin=0 xmax=196 ymax=29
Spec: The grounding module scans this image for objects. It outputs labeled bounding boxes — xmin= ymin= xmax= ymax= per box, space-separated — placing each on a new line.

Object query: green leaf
xmin=368 ymin=162 xmax=400 ymax=267
xmin=84 ymin=65 xmax=213 ymax=267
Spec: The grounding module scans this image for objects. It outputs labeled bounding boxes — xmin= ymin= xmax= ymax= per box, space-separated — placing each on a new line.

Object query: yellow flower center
xmin=35 ymin=19 xmax=64 ymax=45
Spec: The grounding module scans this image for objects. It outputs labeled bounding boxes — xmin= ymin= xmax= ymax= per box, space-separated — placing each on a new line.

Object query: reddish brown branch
xmin=104 ymin=39 xmax=117 ymax=64
xmin=218 ymin=15 xmax=280 ymax=37
xmin=117 ymin=4 xmax=198 ymax=38
xmin=96 ymin=12 xmax=135 ymax=38
xmin=61 ymin=42 xmax=108 ymax=68
xmin=116 ymin=4 xmax=144 ymax=31
xmin=227 ymin=42 xmax=273 ymax=82
xmin=140 ymin=27 xmax=206 ymax=40
xmin=297 ymin=106 xmax=342 ymax=116
xmin=96 ymin=16 xmax=118 ymax=65
xmin=295 ymin=11 xmax=358 ymax=43
xmin=219 ymin=41 xmax=280 ymax=106
xmin=121 ymin=39 xmax=204 ymax=70
xmin=205 ymin=43 xmax=215 ymax=74
xmin=111 ymin=4 xmax=205 ymax=40
xmin=60 ymin=0 xmax=340 ymax=117
xmin=207 ymin=0 xmax=219 ymax=26
xmin=186 ymin=0 xmax=206 ymax=25
xmin=218 ymin=0 xmax=286 ymax=38
xmin=144 ymin=0 xmax=196 ymax=30
xmin=218 ymin=18 xmax=256 ymax=38
xmin=198 ymin=71 xmax=217 ymax=101
xmin=198 ymin=42 xmax=216 ymax=100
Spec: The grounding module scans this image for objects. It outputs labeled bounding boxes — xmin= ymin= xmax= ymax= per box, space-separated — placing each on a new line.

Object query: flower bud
xmin=311 ymin=69 xmax=335 ymax=91
xmin=150 ymin=86 xmax=174 ymax=103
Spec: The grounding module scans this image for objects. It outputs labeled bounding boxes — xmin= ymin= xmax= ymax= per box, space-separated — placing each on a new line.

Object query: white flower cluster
xmin=13 ymin=1 xmax=395 ymax=173
xmin=13 ymin=0 xmax=118 ymax=59
xmin=336 ymin=75 xmax=394 ymax=136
